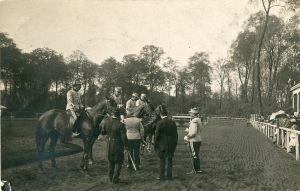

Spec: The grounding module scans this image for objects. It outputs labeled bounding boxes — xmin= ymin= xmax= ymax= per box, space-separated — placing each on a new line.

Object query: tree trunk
xmin=255 ymin=0 xmax=272 ymax=115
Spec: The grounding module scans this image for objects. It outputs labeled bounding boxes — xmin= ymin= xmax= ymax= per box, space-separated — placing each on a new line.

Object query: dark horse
xmin=35 ymin=98 xmax=116 ymax=171
xmin=134 ymin=103 xmax=166 ymax=153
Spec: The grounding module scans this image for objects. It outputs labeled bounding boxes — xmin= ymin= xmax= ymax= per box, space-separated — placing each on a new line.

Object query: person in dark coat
xmin=100 ymin=108 xmax=128 ymax=184
xmin=154 ymin=105 xmax=178 ymax=180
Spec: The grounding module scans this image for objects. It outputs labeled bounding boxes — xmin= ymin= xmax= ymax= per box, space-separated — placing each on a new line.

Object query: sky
xmin=0 ymin=0 xmax=265 ymax=91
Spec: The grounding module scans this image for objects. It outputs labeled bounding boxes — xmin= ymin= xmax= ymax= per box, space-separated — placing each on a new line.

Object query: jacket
xmin=124 ymin=117 xmax=144 ymax=140
xmin=66 ymin=89 xmax=82 ymax=111
xmin=126 ymin=99 xmax=136 ymax=115
xmin=187 ymin=117 xmax=202 ymax=142
xmin=154 ymin=117 xmax=178 ymax=158
xmin=101 ymin=117 xmax=128 ymax=162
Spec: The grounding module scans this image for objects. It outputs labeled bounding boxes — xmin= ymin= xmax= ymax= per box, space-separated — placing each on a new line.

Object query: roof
xmin=291 ymin=83 xmax=300 ymax=92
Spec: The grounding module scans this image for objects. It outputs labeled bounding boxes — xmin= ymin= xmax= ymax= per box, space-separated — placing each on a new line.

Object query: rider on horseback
xmin=136 ymin=93 xmax=147 ymax=107
xmin=112 ymin=87 xmax=125 ymax=121
xmin=66 ymin=80 xmax=83 ymax=137
xmin=126 ymin=92 xmax=139 ymax=116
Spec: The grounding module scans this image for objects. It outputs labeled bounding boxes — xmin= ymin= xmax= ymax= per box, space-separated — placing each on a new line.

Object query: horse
xmin=133 ymin=103 xmax=166 ymax=153
xmin=35 ymin=98 xmax=116 ymax=172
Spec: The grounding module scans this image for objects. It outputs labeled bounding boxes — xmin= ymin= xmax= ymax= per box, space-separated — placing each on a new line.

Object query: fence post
xmin=282 ymin=130 xmax=285 ymax=147
xmin=286 ymin=131 xmax=290 ymax=153
xmin=296 ymin=133 xmax=299 ymax=161
xmin=276 ymin=128 xmax=280 ymax=145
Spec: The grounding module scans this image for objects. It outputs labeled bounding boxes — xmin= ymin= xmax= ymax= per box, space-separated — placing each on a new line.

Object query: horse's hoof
xmin=88 ymin=160 xmax=94 ymax=165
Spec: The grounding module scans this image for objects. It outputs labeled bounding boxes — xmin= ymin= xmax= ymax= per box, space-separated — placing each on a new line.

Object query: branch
xmin=262 ymin=0 xmax=267 ymax=12
xmin=270 ymin=4 xmax=286 ymax=9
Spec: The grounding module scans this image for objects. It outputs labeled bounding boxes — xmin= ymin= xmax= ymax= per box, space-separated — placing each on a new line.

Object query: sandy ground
xmin=1 ymin=120 xmax=300 ymax=191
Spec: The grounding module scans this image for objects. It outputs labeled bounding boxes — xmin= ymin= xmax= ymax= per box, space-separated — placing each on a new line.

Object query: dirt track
xmin=2 ymin=120 xmax=300 ymax=191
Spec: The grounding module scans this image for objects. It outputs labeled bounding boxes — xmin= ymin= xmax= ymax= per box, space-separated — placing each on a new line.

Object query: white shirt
xmin=66 ymin=89 xmax=82 ymax=111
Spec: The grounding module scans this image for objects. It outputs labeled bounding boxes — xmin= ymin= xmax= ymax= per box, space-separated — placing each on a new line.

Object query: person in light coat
xmin=66 ymin=80 xmax=83 ymax=137
xmin=124 ymin=114 xmax=144 ymax=170
xmin=126 ymin=93 xmax=139 ymax=116
xmin=184 ymin=107 xmax=203 ymax=174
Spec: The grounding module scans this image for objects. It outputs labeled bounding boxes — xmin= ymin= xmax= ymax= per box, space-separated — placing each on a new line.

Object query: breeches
xmin=188 ymin=141 xmax=201 ymax=171
xmin=127 ymin=139 xmax=141 ymax=167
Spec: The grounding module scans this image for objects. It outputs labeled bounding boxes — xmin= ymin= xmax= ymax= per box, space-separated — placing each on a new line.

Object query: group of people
xmin=258 ymin=110 xmax=300 ymax=152
xmin=66 ymin=80 xmax=204 ymax=184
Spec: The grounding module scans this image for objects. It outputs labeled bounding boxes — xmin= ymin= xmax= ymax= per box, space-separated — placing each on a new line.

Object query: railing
xmin=250 ymin=114 xmax=300 ymax=161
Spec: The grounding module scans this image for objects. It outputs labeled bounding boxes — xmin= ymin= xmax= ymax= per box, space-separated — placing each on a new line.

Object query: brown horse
xmin=35 ymin=98 xmax=116 ymax=172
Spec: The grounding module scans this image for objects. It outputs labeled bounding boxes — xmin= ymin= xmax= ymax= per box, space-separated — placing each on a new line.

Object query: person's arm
xmin=126 ymin=100 xmax=131 ymax=112
xmin=136 ymin=100 xmax=140 ymax=107
xmin=139 ymin=121 xmax=144 ymax=140
xmin=67 ymin=91 xmax=75 ymax=108
xmin=120 ymin=123 xmax=128 ymax=148
xmin=154 ymin=123 xmax=161 ymax=149
xmin=173 ymin=121 xmax=178 ymax=145
xmin=100 ymin=122 xmax=107 ymax=135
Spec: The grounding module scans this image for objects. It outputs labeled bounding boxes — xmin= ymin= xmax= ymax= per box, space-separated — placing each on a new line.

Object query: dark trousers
xmin=159 ymin=156 xmax=173 ymax=179
xmin=188 ymin=141 xmax=201 ymax=171
xmin=108 ymin=160 xmax=122 ymax=183
xmin=127 ymin=139 xmax=141 ymax=168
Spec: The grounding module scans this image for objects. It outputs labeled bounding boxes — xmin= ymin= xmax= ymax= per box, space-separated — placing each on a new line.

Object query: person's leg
xmin=167 ymin=156 xmax=173 ymax=179
xmin=135 ymin=140 xmax=141 ymax=168
xmin=108 ymin=160 xmax=114 ymax=182
xmin=112 ymin=161 xmax=123 ymax=184
xmin=127 ymin=140 xmax=134 ymax=169
xmin=193 ymin=142 xmax=201 ymax=172
xmin=159 ymin=157 xmax=166 ymax=179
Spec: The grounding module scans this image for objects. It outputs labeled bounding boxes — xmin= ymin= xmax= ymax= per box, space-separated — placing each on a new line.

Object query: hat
xmin=73 ymin=80 xmax=81 ymax=86
xmin=141 ymin=93 xmax=146 ymax=98
xmin=132 ymin=92 xmax=139 ymax=97
xmin=115 ymin=87 xmax=122 ymax=92
xmin=189 ymin=107 xmax=199 ymax=114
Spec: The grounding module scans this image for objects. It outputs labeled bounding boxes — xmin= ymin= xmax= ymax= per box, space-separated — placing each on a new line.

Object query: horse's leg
xmin=88 ymin=136 xmax=97 ymax=165
xmin=36 ymin=133 xmax=49 ymax=168
xmin=81 ymin=138 xmax=89 ymax=171
xmin=49 ymin=131 xmax=59 ymax=168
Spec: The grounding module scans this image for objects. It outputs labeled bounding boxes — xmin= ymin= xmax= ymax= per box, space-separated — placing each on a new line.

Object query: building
xmin=291 ymin=82 xmax=300 ymax=113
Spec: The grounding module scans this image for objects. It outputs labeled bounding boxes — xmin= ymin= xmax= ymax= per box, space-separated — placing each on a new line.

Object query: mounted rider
xmin=66 ymin=80 xmax=83 ymax=137
xmin=112 ymin=87 xmax=125 ymax=121
xmin=126 ymin=92 xmax=139 ymax=116
xmin=136 ymin=93 xmax=147 ymax=107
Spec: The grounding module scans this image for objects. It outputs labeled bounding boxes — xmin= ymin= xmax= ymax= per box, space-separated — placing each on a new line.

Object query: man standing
xmin=124 ymin=114 xmax=144 ymax=170
xmin=184 ymin=107 xmax=203 ymax=174
xmin=154 ymin=106 xmax=178 ymax=180
xmin=126 ymin=92 xmax=139 ymax=115
xmin=66 ymin=80 xmax=83 ymax=137
xmin=100 ymin=108 xmax=128 ymax=184
xmin=112 ymin=87 xmax=125 ymax=120
xmin=136 ymin=93 xmax=147 ymax=107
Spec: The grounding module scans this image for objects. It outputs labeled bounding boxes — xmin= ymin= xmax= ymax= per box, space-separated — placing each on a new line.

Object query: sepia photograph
xmin=0 ymin=0 xmax=300 ymax=190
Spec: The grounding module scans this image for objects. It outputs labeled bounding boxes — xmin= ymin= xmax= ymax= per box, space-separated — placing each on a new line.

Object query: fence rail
xmin=250 ymin=114 xmax=300 ymax=161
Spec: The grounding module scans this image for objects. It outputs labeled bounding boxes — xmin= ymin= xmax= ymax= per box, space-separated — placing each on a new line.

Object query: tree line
xmin=1 ymin=0 xmax=299 ymax=117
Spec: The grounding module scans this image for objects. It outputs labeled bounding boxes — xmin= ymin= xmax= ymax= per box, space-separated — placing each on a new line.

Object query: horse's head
xmin=105 ymin=96 xmax=117 ymax=114
xmin=155 ymin=104 xmax=168 ymax=117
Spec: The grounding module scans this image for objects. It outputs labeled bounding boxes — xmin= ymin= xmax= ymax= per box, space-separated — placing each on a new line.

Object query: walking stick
xmin=186 ymin=142 xmax=196 ymax=174
xmin=127 ymin=150 xmax=137 ymax=171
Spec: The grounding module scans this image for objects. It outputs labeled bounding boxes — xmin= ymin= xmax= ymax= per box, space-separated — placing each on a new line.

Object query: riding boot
xmin=72 ymin=116 xmax=81 ymax=137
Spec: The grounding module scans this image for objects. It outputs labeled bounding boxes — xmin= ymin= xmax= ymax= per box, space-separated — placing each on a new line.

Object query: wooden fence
xmin=250 ymin=114 xmax=300 ymax=161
